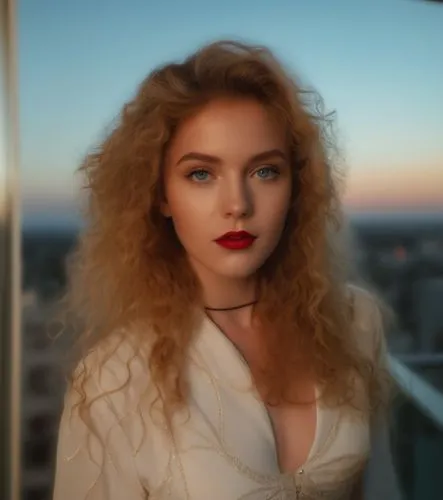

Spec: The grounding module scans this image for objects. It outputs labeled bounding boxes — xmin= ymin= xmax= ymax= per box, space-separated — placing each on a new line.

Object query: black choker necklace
xmin=204 ymin=300 xmax=258 ymax=312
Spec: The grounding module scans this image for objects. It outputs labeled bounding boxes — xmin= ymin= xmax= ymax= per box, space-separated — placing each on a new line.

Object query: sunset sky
xmin=19 ymin=0 xmax=443 ymax=227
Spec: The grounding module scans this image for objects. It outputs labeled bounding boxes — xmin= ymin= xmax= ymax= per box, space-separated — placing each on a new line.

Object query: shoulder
xmin=346 ymin=284 xmax=387 ymax=364
xmin=55 ymin=334 xmax=154 ymax=500
xmin=347 ymin=284 xmax=382 ymax=324
xmin=69 ymin=330 xmax=153 ymax=418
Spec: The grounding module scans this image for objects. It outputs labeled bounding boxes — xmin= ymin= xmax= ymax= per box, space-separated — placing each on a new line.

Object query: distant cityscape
xmin=19 ymin=211 xmax=443 ymax=500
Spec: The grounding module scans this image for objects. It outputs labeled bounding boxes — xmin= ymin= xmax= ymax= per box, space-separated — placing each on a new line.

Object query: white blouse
xmin=53 ymin=287 xmax=402 ymax=499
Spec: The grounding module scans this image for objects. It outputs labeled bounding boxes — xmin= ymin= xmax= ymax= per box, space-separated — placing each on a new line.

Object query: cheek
xmin=166 ymin=189 xmax=205 ymax=242
xmin=264 ymin=187 xmax=292 ymax=230
xmin=276 ymin=194 xmax=291 ymax=220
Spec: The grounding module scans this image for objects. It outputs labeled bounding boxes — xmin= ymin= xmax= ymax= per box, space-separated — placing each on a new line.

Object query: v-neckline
xmin=200 ymin=312 xmax=321 ymax=475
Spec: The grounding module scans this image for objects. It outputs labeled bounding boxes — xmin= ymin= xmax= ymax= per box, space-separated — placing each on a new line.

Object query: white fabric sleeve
xmin=52 ymin=365 xmax=146 ymax=500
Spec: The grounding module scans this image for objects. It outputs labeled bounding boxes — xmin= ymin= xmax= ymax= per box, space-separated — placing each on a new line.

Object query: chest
xmin=136 ymin=346 xmax=370 ymax=500
xmin=139 ymin=361 xmax=368 ymax=500
xmin=265 ymin=397 xmax=318 ymax=474
xmin=224 ymin=326 xmax=318 ymax=474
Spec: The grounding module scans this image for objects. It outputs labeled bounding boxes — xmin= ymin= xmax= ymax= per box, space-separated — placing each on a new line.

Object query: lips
xmin=214 ymin=231 xmax=257 ymax=250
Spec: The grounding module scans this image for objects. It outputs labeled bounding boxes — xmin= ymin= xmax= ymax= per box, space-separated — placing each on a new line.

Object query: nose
xmin=220 ymin=176 xmax=253 ymax=219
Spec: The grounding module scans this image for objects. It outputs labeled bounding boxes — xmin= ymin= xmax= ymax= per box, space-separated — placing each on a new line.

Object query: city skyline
xmin=19 ymin=0 xmax=443 ymax=227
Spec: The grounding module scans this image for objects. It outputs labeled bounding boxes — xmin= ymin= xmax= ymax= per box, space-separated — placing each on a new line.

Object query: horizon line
xmin=21 ymin=208 xmax=443 ymax=233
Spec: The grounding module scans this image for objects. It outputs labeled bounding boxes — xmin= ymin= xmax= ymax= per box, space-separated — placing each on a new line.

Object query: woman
xmin=53 ymin=40 xmax=401 ymax=499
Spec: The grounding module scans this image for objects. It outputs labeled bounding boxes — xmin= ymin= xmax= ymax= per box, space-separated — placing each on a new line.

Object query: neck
xmin=195 ymin=271 xmax=257 ymax=327
xmin=205 ymin=299 xmax=258 ymax=312
xmin=202 ymin=276 xmax=257 ymax=310
xmin=205 ymin=302 xmax=257 ymax=329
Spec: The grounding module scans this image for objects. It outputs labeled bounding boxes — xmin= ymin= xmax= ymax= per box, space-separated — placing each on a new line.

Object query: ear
xmin=160 ymin=200 xmax=171 ymax=218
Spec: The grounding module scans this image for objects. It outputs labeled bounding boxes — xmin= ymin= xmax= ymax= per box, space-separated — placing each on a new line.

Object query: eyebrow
xmin=176 ymin=148 xmax=288 ymax=166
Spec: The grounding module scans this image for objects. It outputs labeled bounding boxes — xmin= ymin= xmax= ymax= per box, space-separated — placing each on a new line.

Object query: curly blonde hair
xmin=63 ymin=40 xmax=389 ymax=426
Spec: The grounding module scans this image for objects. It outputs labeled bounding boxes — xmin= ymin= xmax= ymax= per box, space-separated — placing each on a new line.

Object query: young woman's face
xmin=162 ymin=97 xmax=292 ymax=282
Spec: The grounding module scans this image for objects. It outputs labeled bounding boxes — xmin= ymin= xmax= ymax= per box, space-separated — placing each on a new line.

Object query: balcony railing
xmin=388 ymin=354 xmax=443 ymax=500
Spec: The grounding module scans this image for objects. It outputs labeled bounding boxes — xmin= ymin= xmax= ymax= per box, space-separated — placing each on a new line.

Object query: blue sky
xmin=19 ymin=0 xmax=443 ymax=227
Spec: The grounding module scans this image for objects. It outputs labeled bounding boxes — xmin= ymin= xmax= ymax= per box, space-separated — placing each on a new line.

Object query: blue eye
xmin=188 ymin=169 xmax=211 ymax=182
xmin=255 ymin=166 xmax=280 ymax=180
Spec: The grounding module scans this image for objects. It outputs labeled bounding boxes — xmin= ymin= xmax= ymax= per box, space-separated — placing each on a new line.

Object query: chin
xmin=218 ymin=270 xmax=256 ymax=280
xmin=211 ymin=261 xmax=264 ymax=280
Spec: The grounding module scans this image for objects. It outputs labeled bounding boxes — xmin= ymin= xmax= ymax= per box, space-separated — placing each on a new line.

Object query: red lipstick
xmin=214 ymin=231 xmax=257 ymax=250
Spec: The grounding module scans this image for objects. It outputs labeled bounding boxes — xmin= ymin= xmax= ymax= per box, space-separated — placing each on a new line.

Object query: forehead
xmin=166 ymin=98 xmax=288 ymax=163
